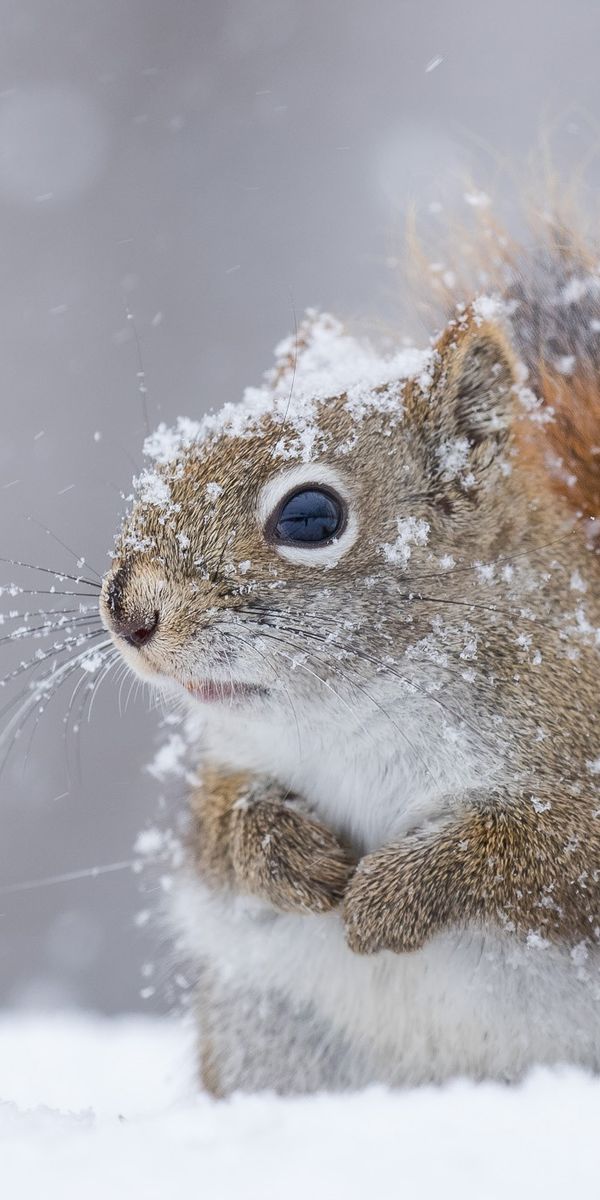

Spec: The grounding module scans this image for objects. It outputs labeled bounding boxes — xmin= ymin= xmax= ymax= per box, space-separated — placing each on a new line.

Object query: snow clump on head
xmin=127 ymin=311 xmax=435 ymax=526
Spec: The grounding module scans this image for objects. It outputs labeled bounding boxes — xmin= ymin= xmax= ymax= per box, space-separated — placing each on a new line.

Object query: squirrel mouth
xmin=184 ymin=680 xmax=265 ymax=704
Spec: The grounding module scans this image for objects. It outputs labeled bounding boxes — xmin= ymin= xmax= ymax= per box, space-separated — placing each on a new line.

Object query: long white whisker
xmin=0 ymin=639 xmax=113 ymax=767
xmin=0 ymin=858 xmax=142 ymax=896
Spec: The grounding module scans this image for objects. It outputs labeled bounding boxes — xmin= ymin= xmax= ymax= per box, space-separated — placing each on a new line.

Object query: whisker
xmin=0 ymin=605 xmax=99 ymax=625
xmin=251 ymin=615 xmax=486 ymax=747
xmin=63 ymin=669 xmax=95 ymax=787
xmin=116 ymin=660 xmax=132 ymax=717
xmin=0 ymin=857 xmax=144 ymax=897
xmin=25 ymin=516 xmax=103 ymax=581
xmin=249 ymin=625 xmax=416 ymax=761
xmin=220 ymin=627 xmax=303 ymax=758
xmin=236 ymin=604 xmax=470 ymax=688
xmin=241 ymin=587 xmax=540 ymax=631
xmin=0 ymin=640 xmax=113 ymax=777
xmin=0 ymin=586 xmax=100 ymax=599
xmin=0 ymin=617 xmax=103 ymax=648
xmin=407 ymin=531 xmax=573 ymax=586
xmin=0 ymin=555 xmax=100 ymax=590
xmin=67 ymin=659 xmax=114 ymax=785
xmin=86 ymin=652 xmax=119 ymax=724
xmin=0 ymin=629 xmax=107 ymax=694
xmin=286 ymin=632 xmax=438 ymax=776
xmin=271 ymin=300 xmax=299 ymax=451
xmin=124 ymin=671 xmax=138 ymax=713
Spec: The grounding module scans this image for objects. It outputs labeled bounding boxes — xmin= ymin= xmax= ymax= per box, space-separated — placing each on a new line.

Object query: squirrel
xmin=100 ymin=214 xmax=600 ymax=1096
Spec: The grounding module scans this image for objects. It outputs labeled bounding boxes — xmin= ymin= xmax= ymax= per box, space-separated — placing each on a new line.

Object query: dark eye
xmin=273 ymin=487 xmax=344 ymax=545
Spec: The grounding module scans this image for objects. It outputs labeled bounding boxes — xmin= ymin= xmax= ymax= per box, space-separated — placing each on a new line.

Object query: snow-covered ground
xmin=0 ymin=1012 xmax=599 ymax=1198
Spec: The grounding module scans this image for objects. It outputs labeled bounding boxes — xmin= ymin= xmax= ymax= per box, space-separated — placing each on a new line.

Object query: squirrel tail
xmin=417 ymin=211 xmax=600 ymax=521
xmin=503 ymin=223 xmax=600 ymax=520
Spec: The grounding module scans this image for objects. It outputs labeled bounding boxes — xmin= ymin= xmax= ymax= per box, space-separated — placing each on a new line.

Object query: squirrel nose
xmin=104 ymin=566 xmax=161 ymax=648
xmin=114 ymin=610 xmax=160 ymax=649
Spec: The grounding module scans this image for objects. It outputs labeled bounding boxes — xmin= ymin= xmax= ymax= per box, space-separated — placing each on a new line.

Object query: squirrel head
xmin=100 ymin=309 xmax=541 ymax=713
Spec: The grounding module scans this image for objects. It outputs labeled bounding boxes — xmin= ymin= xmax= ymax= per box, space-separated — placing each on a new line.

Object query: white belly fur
xmin=173 ymin=875 xmax=600 ymax=1089
xmin=170 ymin=703 xmax=600 ymax=1091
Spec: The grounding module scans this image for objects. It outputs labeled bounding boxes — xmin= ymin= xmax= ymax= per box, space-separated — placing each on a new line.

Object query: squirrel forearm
xmin=344 ymin=793 xmax=600 ymax=954
xmin=188 ymin=765 xmax=356 ymax=912
xmin=187 ymin=765 xmax=248 ymax=886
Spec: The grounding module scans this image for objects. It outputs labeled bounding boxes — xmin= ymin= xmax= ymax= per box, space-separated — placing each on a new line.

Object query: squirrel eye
xmin=272 ymin=487 xmax=345 ymax=545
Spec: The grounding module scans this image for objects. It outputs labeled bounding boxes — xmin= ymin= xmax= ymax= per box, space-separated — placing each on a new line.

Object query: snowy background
xmin=2 ymin=0 xmax=600 ymax=1021
xmin=3 ymin=4 xmax=600 ymax=1189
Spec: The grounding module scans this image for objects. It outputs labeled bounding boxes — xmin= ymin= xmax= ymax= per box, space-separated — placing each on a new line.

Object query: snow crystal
xmin=570 ymin=570 xmax=587 ymax=594
xmin=459 ymin=636 xmax=478 ymax=661
xmin=133 ymin=827 xmax=169 ymax=858
xmin=464 ymin=190 xmax=491 ymax=209
xmin=556 ymin=355 xmax=575 ymax=376
xmin=515 ymin=633 xmax=532 ymax=649
xmin=436 ymin=436 xmax=470 ymax=482
xmin=472 ymin=295 xmax=504 ymax=325
xmin=135 ymin=469 xmax=172 ymax=509
xmin=526 ymin=931 xmax=551 ymax=950
xmin=144 ymin=418 xmax=203 ymax=466
xmin=205 ymin=482 xmax=224 ymax=502
xmin=475 ymin=562 xmax=495 ymax=584
xmin=80 ymin=651 xmax=104 ymax=674
xmin=381 ymin=516 xmax=429 ymax=569
xmin=147 ymin=733 xmax=189 ymax=781
xmin=571 ymin=941 xmax=589 ymax=968
xmin=560 ymin=277 xmax=594 ymax=305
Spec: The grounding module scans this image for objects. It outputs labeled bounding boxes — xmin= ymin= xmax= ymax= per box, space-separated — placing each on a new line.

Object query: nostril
xmin=121 ymin=610 xmax=160 ymax=649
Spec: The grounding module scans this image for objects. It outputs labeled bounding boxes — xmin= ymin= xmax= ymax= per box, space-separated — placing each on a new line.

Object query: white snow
xmin=1 ymin=1012 xmax=600 ymax=1199
xmin=436 ymin=435 xmax=470 ymax=482
xmin=140 ymin=312 xmax=433 ymax=477
xmin=205 ymin=482 xmax=224 ymax=502
xmin=464 ymin=189 xmax=491 ymax=208
xmin=135 ymin=469 xmax=173 ymax=509
xmin=381 ymin=515 xmax=430 ymax=568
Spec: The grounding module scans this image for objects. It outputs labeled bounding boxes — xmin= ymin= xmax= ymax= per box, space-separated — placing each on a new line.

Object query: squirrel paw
xmin=343 ymin=844 xmax=435 ymax=955
xmin=230 ymin=800 xmax=356 ymax=915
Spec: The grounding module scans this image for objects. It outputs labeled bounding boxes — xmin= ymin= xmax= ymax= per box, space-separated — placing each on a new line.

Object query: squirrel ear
xmin=443 ymin=318 xmax=517 ymax=449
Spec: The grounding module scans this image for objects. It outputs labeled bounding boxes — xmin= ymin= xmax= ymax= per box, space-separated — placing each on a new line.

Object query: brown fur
xmin=344 ymin=788 xmax=600 ymax=955
xmin=188 ymin=766 xmax=356 ymax=913
xmin=538 ymin=365 xmax=600 ymax=519
xmin=102 ymin=288 xmax=600 ymax=965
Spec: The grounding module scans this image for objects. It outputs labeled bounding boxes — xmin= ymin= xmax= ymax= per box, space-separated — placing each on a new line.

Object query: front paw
xmin=231 ymin=800 xmax=357 ymax=914
xmin=343 ymin=846 xmax=432 ymax=955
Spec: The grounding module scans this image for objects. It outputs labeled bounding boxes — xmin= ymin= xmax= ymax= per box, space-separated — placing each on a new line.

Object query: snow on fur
xmin=140 ymin=312 xmax=433 ymax=470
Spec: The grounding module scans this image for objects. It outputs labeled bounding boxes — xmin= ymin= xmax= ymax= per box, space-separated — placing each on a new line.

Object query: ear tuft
xmin=445 ymin=320 xmax=516 ymax=448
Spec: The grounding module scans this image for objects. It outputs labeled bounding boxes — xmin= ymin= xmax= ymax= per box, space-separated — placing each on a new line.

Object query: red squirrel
xmin=100 ymin=217 xmax=600 ymax=1094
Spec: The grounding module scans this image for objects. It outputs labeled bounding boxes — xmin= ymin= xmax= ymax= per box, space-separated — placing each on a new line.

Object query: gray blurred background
xmin=0 ymin=0 xmax=599 ymax=1013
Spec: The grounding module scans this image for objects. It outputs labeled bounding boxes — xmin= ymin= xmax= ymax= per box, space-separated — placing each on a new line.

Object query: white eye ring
xmin=257 ymin=463 xmax=358 ymax=567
